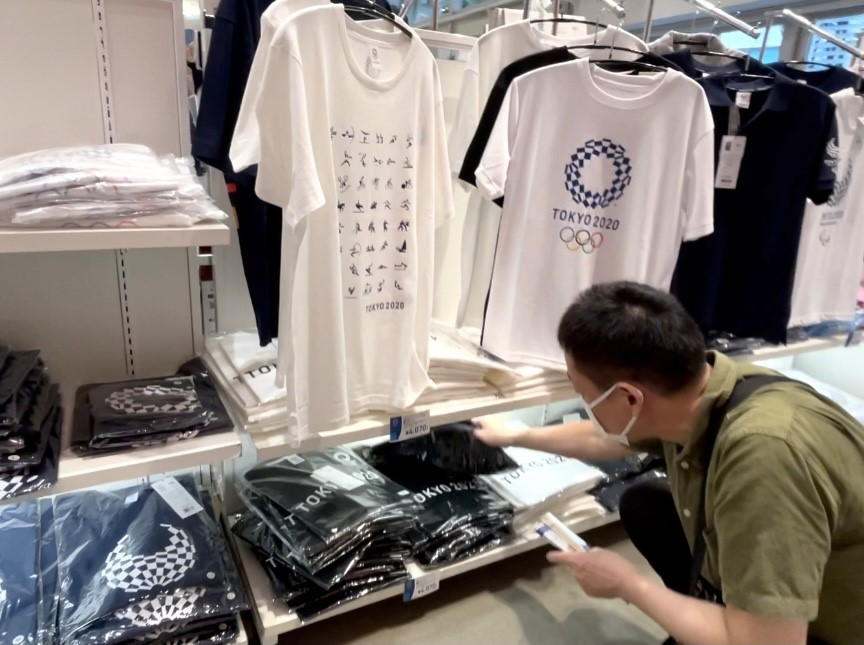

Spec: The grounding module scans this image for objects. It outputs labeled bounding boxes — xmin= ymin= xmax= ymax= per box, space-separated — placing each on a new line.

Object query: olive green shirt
xmin=663 ymin=352 xmax=864 ymax=644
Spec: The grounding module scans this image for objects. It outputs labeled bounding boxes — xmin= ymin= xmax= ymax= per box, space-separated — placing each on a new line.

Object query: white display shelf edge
xmin=233 ymin=619 xmax=249 ymax=645
xmin=0 ymin=429 xmax=242 ymax=505
xmin=0 ymin=222 xmax=230 ymax=253
xmin=230 ymin=511 xmax=620 ymax=645
xmin=250 ymin=334 xmax=850 ymax=462
xmin=251 ymin=385 xmax=577 ymax=462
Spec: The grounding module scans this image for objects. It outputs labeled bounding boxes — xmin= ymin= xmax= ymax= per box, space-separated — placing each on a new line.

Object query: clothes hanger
xmin=591 ymin=58 xmax=667 ymax=74
xmin=781 ymin=60 xmax=835 ymax=69
xmin=337 ymin=0 xmax=413 ymax=38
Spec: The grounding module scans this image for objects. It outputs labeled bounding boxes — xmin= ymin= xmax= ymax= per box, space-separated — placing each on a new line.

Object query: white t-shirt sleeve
xmin=475 ymin=81 xmax=519 ymax=202
xmin=253 ymin=41 xmax=324 ymax=226
xmin=228 ymin=18 xmax=275 ymax=173
xmin=682 ymin=92 xmax=715 ymax=241
xmin=447 ymin=48 xmax=481 ymax=174
xmin=433 ymin=72 xmax=456 ymax=227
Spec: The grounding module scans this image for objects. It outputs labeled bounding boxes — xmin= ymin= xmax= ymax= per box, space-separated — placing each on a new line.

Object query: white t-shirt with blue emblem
xmin=476 ymin=58 xmax=715 ymax=368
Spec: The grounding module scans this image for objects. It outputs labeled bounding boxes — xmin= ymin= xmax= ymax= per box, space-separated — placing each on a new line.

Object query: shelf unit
xmin=252 ymin=384 xmax=574 ymax=461
xmin=228 ymin=511 xmax=620 ymax=645
xmin=0 ymin=429 xmax=242 ymax=505
xmin=0 ymin=223 xmax=230 ymax=254
xmin=249 ymin=334 xmax=851 ymax=462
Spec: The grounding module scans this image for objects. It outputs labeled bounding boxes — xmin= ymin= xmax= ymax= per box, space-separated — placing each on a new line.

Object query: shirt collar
xmin=676 ymin=351 xmax=738 ymax=465
xmin=700 ymin=70 xmax=794 ymax=113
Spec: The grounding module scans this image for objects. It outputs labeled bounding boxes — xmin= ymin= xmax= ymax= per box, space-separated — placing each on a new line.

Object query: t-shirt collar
xmin=677 ymin=351 xmax=738 ymax=465
xmin=700 ymin=69 xmax=793 ymax=113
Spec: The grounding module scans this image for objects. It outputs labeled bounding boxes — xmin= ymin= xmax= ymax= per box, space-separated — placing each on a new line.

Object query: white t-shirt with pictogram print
xmin=476 ymin=58 xmax=714 ymax=368
xmin=254 ymin=5 xmax=454 ymax=438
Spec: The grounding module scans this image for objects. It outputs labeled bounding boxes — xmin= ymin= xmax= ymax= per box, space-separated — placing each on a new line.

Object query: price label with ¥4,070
xmin=390 ymin=410 xmax=431 ymax=443
xmin=403 ymin=571 xmax=440 ymax=601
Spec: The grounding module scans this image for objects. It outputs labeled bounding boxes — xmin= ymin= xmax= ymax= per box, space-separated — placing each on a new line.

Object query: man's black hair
xmin=557 ymin=281 xmax=706 ymax=395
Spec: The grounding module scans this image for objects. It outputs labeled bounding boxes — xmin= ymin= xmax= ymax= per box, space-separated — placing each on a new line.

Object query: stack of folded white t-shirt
xmin=480 ymin=446 xmax=606 ymax=535
xmin=484 ymin=366 xmax=572 ymax=398
xmin=0 ymin=144 xmax=227 ymax=228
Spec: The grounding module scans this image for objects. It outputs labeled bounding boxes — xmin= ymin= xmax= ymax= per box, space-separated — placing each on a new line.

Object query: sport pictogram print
xmin=564 ymin=139 xmax=632 ymax=209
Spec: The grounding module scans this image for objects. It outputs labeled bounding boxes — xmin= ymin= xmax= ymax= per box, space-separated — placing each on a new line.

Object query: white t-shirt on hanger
xmin=254 ymin=5 xmax=454 ymax=438
xmin=790 ymin=89 xmax=864 ymax=326
xmin=476 ymin=59 xmax=714 ymax=368
xmin=448 ymin=20 xmax=649 ymax=331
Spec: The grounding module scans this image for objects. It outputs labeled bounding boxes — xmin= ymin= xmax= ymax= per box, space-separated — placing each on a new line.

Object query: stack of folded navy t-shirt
xmin=72 ymin=359 xmax=232 ymax=455
xmin=234 ymin=448 xmax=420 ymax=620
xmin=0 ymin=476 xmax=246 ymax=645
xmin=0 ymin=346 xmax=62 ymax=502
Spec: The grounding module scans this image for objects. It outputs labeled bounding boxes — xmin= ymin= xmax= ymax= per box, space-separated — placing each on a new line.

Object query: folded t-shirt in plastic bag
xmin=0 ymin=500 xmax=41 ymax=645
xmin=0 ymin=386 xmax=58 ymax=474
xmin=0 ymin=405 xmax=61 ymax=502
xmin=53 ymin=477 xmax=246 ymax=645
xmin=0 ymin=351 xmax=41 ymax=436
xmin=241 ymin=448 xmax=420 ymax=544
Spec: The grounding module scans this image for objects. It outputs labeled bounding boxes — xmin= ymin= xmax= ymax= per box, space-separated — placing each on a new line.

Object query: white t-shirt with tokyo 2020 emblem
xmin=476 ymin=59 xmax=714 ymax=368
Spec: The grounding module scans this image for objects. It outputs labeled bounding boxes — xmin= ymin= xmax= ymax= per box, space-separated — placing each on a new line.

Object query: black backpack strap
xmin=687 ymin=374 xmax=798 ymax=596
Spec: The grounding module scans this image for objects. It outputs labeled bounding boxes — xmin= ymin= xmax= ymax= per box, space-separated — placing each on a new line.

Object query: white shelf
xmin=231 ymin=511 xmax=619 ymax=645
xmin=233 ymin=619 xmax=249 ymax=645
xmin=0 ymin=222 xmax=230 ymax=253
xmin=0 ymin=429 xmax=242 ymax=505
xmin=251 ymin=385 xmax=576 ymax=462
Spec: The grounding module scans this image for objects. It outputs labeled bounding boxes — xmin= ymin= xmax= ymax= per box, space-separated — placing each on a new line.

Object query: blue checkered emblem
xmin=564 ymin=139 xmax=632 ymax=209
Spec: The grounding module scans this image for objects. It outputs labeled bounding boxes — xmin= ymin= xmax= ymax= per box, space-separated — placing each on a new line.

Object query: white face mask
xmin=584 ymin=383 xmax=639 ymax=446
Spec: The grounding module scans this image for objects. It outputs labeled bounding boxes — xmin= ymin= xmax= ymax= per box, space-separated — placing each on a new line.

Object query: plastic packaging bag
xmin=53 ymin=476 xmax=246 ymax=645
xmin=71 ymin=373 xmax=232 ymax=454
xmin=0 ymin=405 xmax=61 ymax=502
xmin=0 ymin=351 xmax=41 ymax=435
xmin=0 ymin=500 xmax=41 ymax=645
xmin=241 ymin=448 xmax=420 ymax=545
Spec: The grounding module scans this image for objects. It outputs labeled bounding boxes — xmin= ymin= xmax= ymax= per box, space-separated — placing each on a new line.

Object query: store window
xmin=805 ymin=13 xmax=864 ymax=67
xmin=718 ymin=24 xmax=785 ymax=62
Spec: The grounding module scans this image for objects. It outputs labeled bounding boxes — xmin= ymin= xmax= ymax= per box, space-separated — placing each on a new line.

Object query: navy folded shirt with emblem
xmin=0 ymin=501 xmax=41 ymax=645
xmin=53 ymin=477 xmax=246 ymax=645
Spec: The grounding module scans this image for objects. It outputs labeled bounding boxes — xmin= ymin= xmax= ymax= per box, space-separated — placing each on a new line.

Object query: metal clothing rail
xmin=759 ymin=8 xmax=864 ymax=62
xmin=685 ymin=0 xmax=760 ymax=39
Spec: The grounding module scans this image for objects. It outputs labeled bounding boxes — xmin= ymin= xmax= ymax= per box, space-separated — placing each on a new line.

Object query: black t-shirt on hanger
xmin=768 ymin=62 xmax=862 ymax=94
xmin=671 ymin=72 xmax=838 ymax=344
xmin=457 ymin=48 xmax=684 ymax=206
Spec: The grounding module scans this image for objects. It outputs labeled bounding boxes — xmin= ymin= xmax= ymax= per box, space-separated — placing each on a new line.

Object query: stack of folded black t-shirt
xmin=234 ymin=448 xmax=420 ymax=620
xmin=48 ymin=476 xmax=247 ymax=644
xmin=361 ymin=444 xmax=515 ymax=566
xmin=0 ymin=347 xmax=62 ymax=502
xmin=71 ymin=363 xmax=232 ymax=454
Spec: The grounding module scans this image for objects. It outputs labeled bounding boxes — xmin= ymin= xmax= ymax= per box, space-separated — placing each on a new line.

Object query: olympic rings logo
xmin=559 ymin=227 xmax=604 ymax=253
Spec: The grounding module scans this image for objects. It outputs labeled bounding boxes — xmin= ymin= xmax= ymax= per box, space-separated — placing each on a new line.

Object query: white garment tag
xmin=285 ymin=454 xmax=305 ymax=465
xmin=124 ymin=492 xmax=139 ymax=505
xmin=366 ymin=46 xmax=383 ymax=80
xmin=735 ymin=91 xmax=752 ymax=109
xmin=311 ymin=465 xmax=363 ymax=490
xmin=715 ymin=136 xmax=747 ymax=190
xmin=389 ymin=410 xmax=431 ymax=442
xmin=403 ymin=571 xmax=440 ymax=601
xmin=152 ymin=477 xmax=204 ymax=519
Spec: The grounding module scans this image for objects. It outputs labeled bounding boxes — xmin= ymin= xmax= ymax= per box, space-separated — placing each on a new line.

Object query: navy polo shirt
xmin=768 ymin=62 xmax=862 ymax=95
xmin=672 ymin=72 xmax=838 ymax=344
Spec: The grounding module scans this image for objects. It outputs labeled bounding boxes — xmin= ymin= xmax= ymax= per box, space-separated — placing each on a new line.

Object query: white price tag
xmin=735 ymin=91 xmax=752 ymax=109
xmin=152 ymin=477 xmax=204 ymax=519
xmin=403 ymin=571 xmax=440 ymax=601
xmin=715 ymin=135 xmax=747 ymax=190
xmin=311 ymin=465 xmax=363 ymax=491
xmin=285 ymin=454 xmax=305 ymax=465
xmin=389 ymin=410 xmax=431 ymax=443
xmin=124 ymin=492 xmax=139 ymax=505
